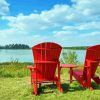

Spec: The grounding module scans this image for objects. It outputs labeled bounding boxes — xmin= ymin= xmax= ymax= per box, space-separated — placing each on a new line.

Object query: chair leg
xmin=53 ymin=81 xmax=54 ymax=85
xmin=88 ymin=86 xmax=93 ymax=90
xmin=70 ymin=68 xmax=73 ymax=83
xmin=56 ymin=80 xmax=63 ymax=92
xmin=33 ymin=82 xmax=38 ymax=95
xmin=87 ymin=67 xmax=93 ymax=90
xmin=87 ymin=80 xmax=93 ymax=90
xmin=31 ymin=77 xmax=33 ymax=85
xmin=39 ymin=83 xmax=41 ymax=88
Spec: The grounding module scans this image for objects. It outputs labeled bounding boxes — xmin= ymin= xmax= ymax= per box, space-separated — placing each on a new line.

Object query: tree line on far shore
xmin=0 ymin=44 xmax=89 ymax=50
xmin=0 ymin=44 xmax=30 ymax=49
xmin=63 ymin=46 xmax=89 ymax=50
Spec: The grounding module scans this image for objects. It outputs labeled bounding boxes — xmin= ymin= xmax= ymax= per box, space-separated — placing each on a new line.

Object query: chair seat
xmin=73 ymin=70 xmax=83 ymax=79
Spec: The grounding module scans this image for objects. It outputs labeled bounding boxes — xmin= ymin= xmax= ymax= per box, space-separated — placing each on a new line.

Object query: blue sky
xmin=0 ymin=0 xmax=100 ymax=46
xmin=8 ymin=0 xmax=72 ymax=15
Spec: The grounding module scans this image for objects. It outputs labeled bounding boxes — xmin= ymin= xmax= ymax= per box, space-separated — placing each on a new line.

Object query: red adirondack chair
xmin=28 ymin=42 xmax=63 ymax=95
xmin=72 ymin=45 xmax=100 ymax=90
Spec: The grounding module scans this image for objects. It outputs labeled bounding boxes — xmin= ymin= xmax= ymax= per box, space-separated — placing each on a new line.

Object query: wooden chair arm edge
xmin=27 ymin=65 xmax=36 ymax=71
xmin=86 ymin=59 xmax=99 ymax=63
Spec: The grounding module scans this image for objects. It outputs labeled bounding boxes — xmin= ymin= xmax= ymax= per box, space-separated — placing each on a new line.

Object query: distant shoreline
xmin=0 ymin=44 xmax=89 ymax=50
xmin=0 ymin=48 xmax=31 ymax=50
xmin=63 ymin=46 xmax=89 ymax=50
xmin=0 ymin=47 xmax=88 ymax=50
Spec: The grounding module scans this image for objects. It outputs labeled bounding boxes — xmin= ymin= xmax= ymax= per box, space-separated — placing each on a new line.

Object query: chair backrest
xmin=83 ymin=45 xmax=100 ymax=78
xmin=32 ymin=42 xmax=62 ymax=80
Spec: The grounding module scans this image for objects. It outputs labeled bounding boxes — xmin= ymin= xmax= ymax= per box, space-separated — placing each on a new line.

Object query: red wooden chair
xmin=72 ymin=45 xmax=100 ymax=90
xmin=28 ymin=42 xmax=63 ymax=95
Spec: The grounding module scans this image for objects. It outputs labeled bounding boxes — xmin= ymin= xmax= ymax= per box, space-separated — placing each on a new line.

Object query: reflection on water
xmin=0 ymin=49 xmax=86 ymax=63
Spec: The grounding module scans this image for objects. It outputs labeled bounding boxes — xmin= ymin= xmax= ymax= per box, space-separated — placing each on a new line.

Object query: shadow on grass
xmin=62 ymin=83 xmax=85 ymax=93
xmin=62 ymin=81 xmax=100 ymax=92
xmin=34 ymin=81 xmax=100 ymax=95
xmin=38 ymin=84 xmax=59 ymax=93
xmin=91 ymin=82 xmax=100 ymax=90
xmin=36 ymin=82 xmax=83 ymax=94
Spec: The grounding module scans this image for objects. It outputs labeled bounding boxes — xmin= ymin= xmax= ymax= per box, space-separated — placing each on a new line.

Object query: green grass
xmin=0 ymin=62 xmax=32 ymax=78
xmin=0 ymin=62 xmax=100 ymax=100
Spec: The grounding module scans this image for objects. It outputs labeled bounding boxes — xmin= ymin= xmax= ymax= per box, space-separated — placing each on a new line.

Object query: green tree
xmin=60 ymin=51 xmax=78 ymax=64
xmin=4 ymin=44 xmax=30 ymax=49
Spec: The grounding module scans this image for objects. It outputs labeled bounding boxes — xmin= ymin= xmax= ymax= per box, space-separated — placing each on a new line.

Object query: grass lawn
xmin=0 ymin=62 xmax=100 ymax=100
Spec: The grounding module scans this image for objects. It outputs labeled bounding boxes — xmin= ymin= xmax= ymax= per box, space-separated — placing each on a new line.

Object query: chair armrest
xmin=27 ymin=65 xmax=33 ymax=70
xmin=27 ymin=65 xmax=36 ymax=71
xmin=86 ymin=59 xmax=99 ymax=67
xmin=86 ymin=59 xmax=99 ymax=63
xmin=84 ymin=66 xmax=90 ymax=68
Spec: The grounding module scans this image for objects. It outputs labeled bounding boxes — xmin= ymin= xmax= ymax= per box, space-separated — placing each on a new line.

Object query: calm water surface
xmin=0 ymin=49 xmax=86 ymax=63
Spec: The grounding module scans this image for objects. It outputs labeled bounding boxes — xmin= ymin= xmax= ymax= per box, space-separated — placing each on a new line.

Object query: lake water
xmin=0 ymin=49 xmax=86 ymax=63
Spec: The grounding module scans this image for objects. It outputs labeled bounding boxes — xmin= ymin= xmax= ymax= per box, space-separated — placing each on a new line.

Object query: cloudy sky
xmin=0 ymin=0 xmax=100 ymax=46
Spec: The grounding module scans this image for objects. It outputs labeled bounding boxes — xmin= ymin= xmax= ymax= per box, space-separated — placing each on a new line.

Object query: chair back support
xmin=32 ymin=42 xmax=62 ymax=80
xmin=83 ymin=45 xmax=100 ymax=78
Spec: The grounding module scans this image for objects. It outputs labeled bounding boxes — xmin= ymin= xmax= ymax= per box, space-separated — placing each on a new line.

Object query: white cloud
xmin=0 ymin=0 xmax=100 ymax=46
xmin=0 ymin=0 xmax=9 ymax=17
xmin=63 ymin=22 xmax=100 ymax=31
xmin=73 ymin=0 xmax=100 ymax=16
xmin=3 ymin=13 xmax=51 ymax=33
xmin=81 ymin=32 xmax=100 ymax=37
xmin=62 ymin=25 xmax=77 ymax=30
xmin=54 ymin=30 xmax=77 ymax=37
xmin=78 ymin=22 xmax=100 ymax=30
